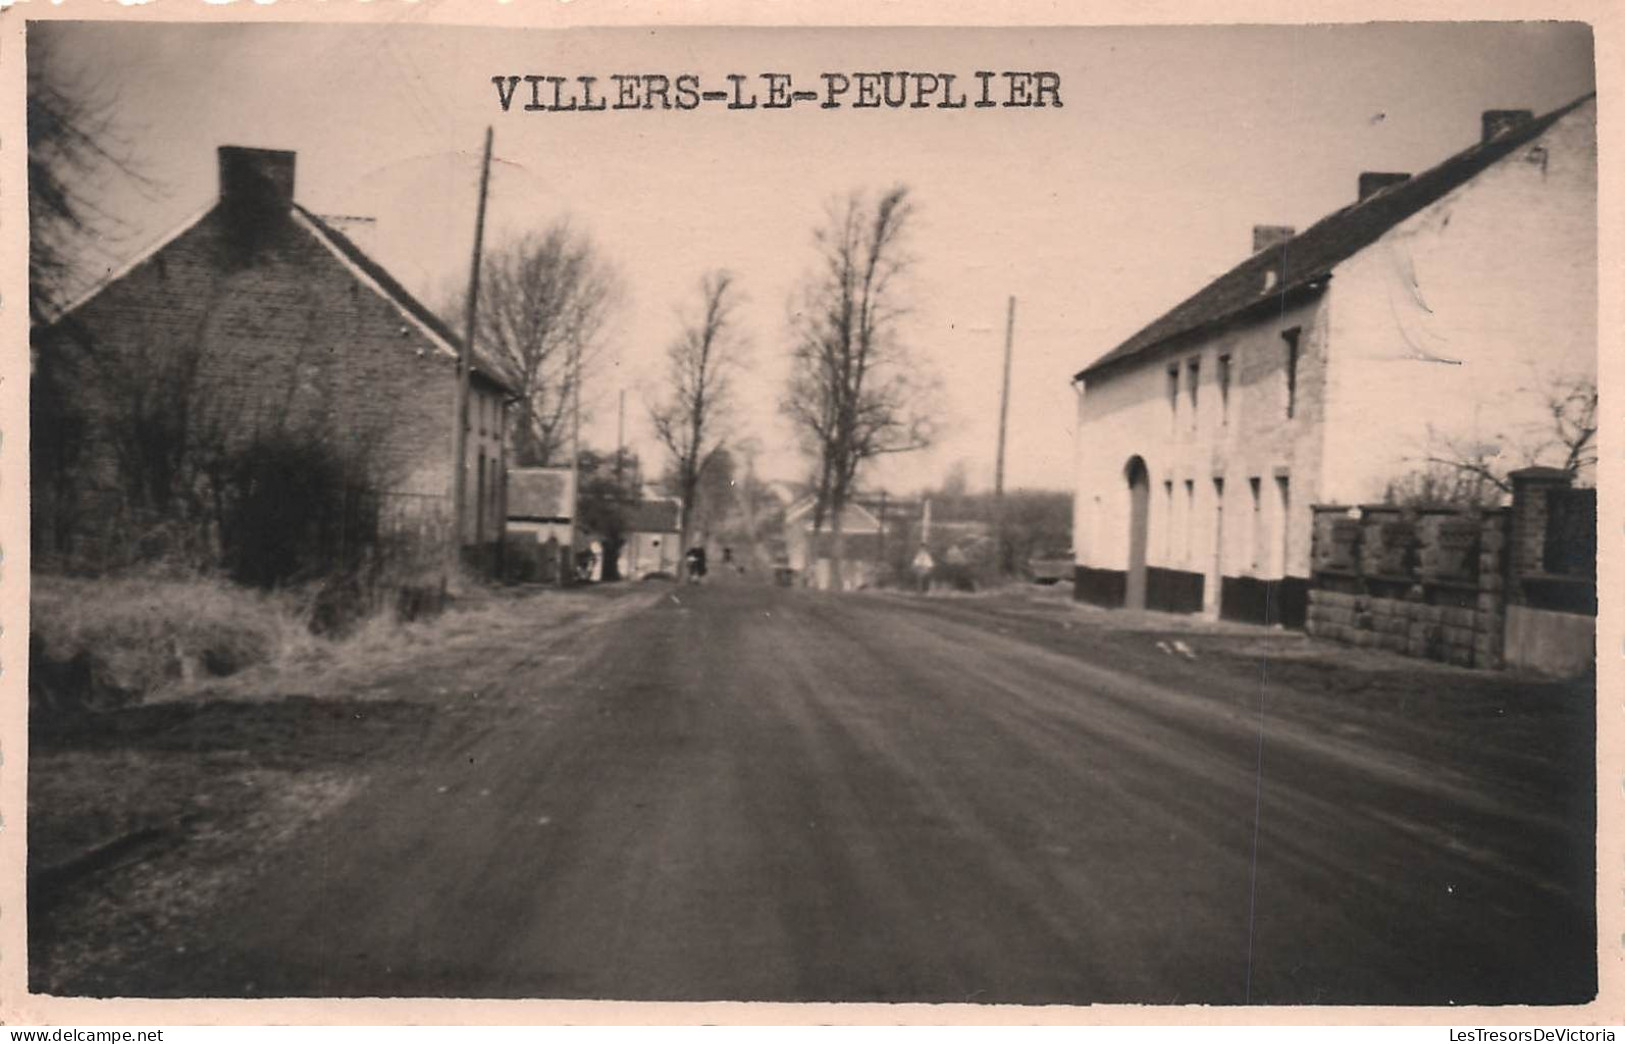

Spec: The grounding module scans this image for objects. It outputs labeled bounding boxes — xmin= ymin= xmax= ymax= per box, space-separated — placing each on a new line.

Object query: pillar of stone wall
xmin=1474 ymin=511 xmax=1509 ymax=669
xmin=1507 ymin=466 xmax=1573 ymax=585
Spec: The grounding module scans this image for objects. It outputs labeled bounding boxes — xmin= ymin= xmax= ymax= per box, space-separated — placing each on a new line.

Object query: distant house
xmin=620 ymin=497 xmax=682 ymax=579
xmin=784 ymin=497 xmax=885 ymax=591
xmin=506 ymin=467 xmax=575 ymax=543
xmin=504 ymin=466 xmax=575 ymax=580
xmin=1070 ymin=96 xmax=1596 ymax=626
xmin=33 ymin=145 xmax=517 ymax=573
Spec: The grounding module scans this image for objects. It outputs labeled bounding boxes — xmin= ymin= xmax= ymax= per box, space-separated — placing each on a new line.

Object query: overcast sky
xmin=37 ymin=20 xmax=1596 ymax=493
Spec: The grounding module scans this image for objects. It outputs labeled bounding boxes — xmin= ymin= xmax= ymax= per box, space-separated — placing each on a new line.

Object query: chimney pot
xmin=1482 ymin=109 xmax=1533 ymax=143
xmin=1357 ymin=171 xmax=1411 ymax=201
xmin=1252 ymin=225 xmax=1296 ymax=253
xmin=218 ymin=146 xmax=296 ymax=209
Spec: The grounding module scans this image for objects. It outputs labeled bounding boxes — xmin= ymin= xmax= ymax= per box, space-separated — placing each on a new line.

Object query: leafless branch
xmin=780 ymin=185 xmax=940 ymax=588
xmin=444 ymin=223 xmax=621 ymax=466
xmin=648 ymin=270 xmax=747 ymax=560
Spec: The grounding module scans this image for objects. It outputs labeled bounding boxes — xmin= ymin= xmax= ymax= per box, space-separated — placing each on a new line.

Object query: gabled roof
xmin=1076 ymin=92 xmax=1596 ymax=381
xmin=293 ymin=206 xmax=520 ymax=397
xmin=47 ymin=203 xmax=215 ymax=323
xmin=42 ymin=194 xmax=520 ymax=399
xmin=785 ymin=496 xmax=882 ymax=534
xmin=626 ymin=498 xmax=681 ymax=534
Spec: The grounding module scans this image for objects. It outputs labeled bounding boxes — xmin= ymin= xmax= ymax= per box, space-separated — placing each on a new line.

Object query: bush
xmin=215 ymin=430 xmax=385 ymax=591
xmin=30 ymin=575 xmax=315 ymax=713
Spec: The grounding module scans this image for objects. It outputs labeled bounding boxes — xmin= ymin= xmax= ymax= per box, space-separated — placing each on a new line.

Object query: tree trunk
xmin=600 ymin=533 xmax=623 ymax=581
xmin=830 ymin=494 xmax=846 ymax=592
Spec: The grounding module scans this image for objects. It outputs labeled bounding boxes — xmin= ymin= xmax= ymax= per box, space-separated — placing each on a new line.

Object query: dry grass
xmin=30 ymin=575 xmax=323 ymax=707
xmin=233 ymin=584 xmax=656 ymax=705
xmin=31 ymin=571 xmax=513 ymax=706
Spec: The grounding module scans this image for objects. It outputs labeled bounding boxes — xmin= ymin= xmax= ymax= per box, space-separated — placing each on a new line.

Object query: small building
xmin=1070 ymin=96 xmax=1596 ymax=626
xmin=784 ymin=497 xmax=884 ymax=591
xmin=620 ymin=497 xmax=682 ymax=579
xmin=33 ymin=145 xmax=517 ymax=575
xmin=504 ymin=466 xmax=575 ymax=582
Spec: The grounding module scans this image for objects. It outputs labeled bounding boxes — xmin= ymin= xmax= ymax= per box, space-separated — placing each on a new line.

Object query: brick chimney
xmin=1481 ymin=109 xmax=1533 ymax=143
xmin=1252 ymin=225 xmax=1296 ymax=253
xmin=217 ymin=146 xmax=295 ymax=261
xmin=218 ymin=146 xmax=296 ymax=209
xmin=1357 ymin=171 xmax=1411 ymax=201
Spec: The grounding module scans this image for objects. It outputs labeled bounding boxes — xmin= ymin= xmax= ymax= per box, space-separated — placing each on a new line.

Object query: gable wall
xmin=35 ymin=205 xmax=508 ymax=560
xmin=1319 ymin=100 xmax=1597 ymax=504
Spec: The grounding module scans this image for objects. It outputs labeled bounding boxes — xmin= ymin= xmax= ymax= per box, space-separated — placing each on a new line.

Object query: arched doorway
xmin=1124 ymin=456 xmax=1150 ymax=610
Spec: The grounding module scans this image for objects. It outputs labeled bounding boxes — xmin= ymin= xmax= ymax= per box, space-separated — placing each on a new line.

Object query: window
xmin=1282 ymin=327 xmax=1301 ymax=419
xmin=1217 ymin=354 xmax=1232 ymax=425
xmin=476 ymin=454 xmax=487 ymax=543
xmin=1184 ymin=479 xmax=1196 ymax=566
xmin=1249 ymin=477 xmax=1264 ymax=573
xmin=1211 ymin=477 xmax=1226 ymax=578
xmin=1275 ymin=475 xmax=1292 ymax=577
xmin=1186 ymin=358 xmax=1201 ymax=431
xmin=1166 ymin=364 xmax=1180 ymax=433
xmin=1163 ymin=480 xmax=1175 ymax=563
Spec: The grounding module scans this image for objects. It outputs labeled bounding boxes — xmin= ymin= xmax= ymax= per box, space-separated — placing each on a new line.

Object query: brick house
xmin=33 ymin=146 xmax=515 ymax=573
xmin=1070 ymin=95 xmax=1596 ymax=626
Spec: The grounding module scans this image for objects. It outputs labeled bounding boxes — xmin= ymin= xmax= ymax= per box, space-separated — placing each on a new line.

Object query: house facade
xmin=33 ymin=146 xmax=514 ymax=573
xmin=784 ymin=497 xmax=884 ymax=590
xmin=504 ymin=466 xmax=575 ymax=581
xmin=621 ymin=498 xmax=682 ymax=579
xmin=1072 ymin=97 xmax=1596 ymax=625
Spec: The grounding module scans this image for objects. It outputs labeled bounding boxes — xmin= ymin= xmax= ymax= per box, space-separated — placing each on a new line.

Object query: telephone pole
xmin=615 ymin=388 xmax=626 ymax=487
xmin=993 ymin=295 xmax=1016 ymax=575
xmin=565 ymin=340 xmax=583 ymax=586
xmin=452 ymin=126 xmax=494 ymax=572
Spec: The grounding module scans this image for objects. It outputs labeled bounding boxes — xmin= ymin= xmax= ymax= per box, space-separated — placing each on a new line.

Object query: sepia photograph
xmin=11 ymin=12 xmax=1607 ymax=1015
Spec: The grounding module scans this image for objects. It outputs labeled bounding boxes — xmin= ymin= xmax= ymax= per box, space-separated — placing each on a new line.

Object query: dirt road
xmin=44 ymin=582 xmax=1594 ymax=1004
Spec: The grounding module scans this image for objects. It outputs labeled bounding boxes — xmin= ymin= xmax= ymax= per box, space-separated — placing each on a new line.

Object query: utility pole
xmin=564 ymin=339 xmax=584 ymax=587
xmin=615 ymin=388 xmax=626 ymax=487
xmin=452 ymin=126 xmax=494 ymax=573
xmin=992 ymin=295 xmax=1016 ymax=575
xmin=877 ymin=488 xmax=888 ymax=570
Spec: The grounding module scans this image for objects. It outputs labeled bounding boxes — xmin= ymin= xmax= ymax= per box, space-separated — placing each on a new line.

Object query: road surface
xmin=127 ymin=583 xmax=1594 ymax=1004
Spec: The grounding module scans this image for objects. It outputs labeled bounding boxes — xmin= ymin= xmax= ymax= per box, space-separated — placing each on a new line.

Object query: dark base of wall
xmin=1520 ymin=576 xmax=1598 ymax=616
xmin=1146 ymin=567 xmax=1205 ymax=614
xmin=1221 ymin=576 xmax=1309 ymax=628
xmin=1074 ymin=566 xmax=1126 ymax=608
xmin=461 ymin=541 xmax=505 ymax=579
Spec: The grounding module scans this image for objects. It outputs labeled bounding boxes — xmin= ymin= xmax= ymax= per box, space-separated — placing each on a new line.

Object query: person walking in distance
xmin=911 ymin=543 xmax=934 ymax=594
xmin=685 ymin=545 xmax=708 ymax=585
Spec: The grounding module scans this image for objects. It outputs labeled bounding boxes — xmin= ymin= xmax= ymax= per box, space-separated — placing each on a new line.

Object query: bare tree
xmin=782 ymin=186 xmax=938 ymax=591
xmin=27 ymin=35 xmax=151 ymax=323
xmin=1534 ymin=372 xmax=1598 ymax=479
xmin=1393 ymin=371 xmax=1598 ymax=505
xmin=28 ymin=35 xmax=155 ymax=559
xmin=649 ymin=270 xmax=745 ymax=573
xmin=457 ymin=223 xmax=620 ymax=466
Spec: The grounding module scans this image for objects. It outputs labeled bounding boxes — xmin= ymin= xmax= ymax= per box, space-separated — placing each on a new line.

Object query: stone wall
xmin=1306 ymin=468 xmax=1594 ymax=674
xmin=1305 ymin=505 xmax=1507 ymax=668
